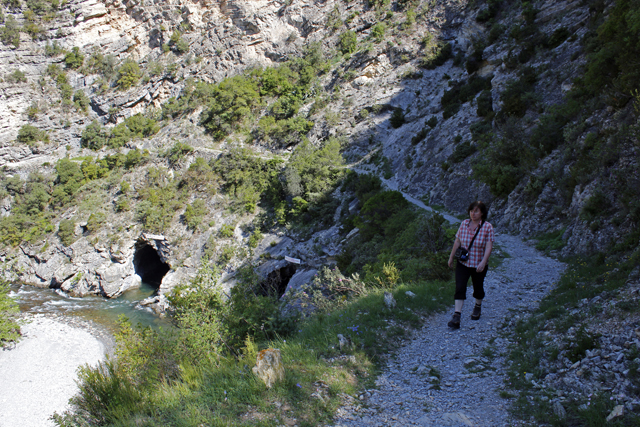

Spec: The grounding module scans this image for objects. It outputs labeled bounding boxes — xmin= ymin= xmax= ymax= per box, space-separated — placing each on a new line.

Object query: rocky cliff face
xmin=0 ymin=0 xmax=636 ymax=298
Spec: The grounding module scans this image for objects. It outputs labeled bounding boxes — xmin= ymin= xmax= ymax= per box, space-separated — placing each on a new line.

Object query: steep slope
xmin=0 ymin=0 xmax=637 ymax=300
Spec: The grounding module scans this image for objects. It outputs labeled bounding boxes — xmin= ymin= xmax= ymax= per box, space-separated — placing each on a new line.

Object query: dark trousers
xmin=454 ymin=261 xmax=488 ymax=301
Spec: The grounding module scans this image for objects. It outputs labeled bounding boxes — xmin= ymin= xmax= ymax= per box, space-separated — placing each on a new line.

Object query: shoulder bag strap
xmin=467 ymin=221 xmax=484 ymax=252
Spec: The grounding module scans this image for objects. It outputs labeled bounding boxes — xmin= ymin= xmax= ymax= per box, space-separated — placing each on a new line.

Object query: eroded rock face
xmin=12 ymin=232 xmax=189 ymax=298
xmin=0 ymin=0 xmax=631 ymax=304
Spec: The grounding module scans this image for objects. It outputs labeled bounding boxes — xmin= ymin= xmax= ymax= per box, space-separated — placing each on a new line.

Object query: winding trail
xmin=333 ymin=234 xmax=565 ymax=426
xmin=333 ymin=177 xmax=566 ymax=426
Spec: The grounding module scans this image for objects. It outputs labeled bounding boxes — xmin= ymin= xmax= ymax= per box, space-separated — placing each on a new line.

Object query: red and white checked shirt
xmin=455 ymin=219 xmax=495 ymax=268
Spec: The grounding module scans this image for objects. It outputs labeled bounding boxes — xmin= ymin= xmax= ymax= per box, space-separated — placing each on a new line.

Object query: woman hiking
xmin=447 ymin=201 xmax=494 ymax=329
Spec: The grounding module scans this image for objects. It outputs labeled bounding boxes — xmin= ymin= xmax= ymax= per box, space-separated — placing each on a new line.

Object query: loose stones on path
xmin=333 ymin=234 xmax=565 ymax=426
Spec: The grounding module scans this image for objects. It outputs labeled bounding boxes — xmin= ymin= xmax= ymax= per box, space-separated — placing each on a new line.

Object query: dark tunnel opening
xmin=133 ymin=244 xmax=171 ymax=289
xmin=258 ymin=265 xmax=297 ymax=298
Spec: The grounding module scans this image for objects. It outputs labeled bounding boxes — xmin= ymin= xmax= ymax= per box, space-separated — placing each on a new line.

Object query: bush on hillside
xmin=17 ymin=124 xmax=48 ymax=146
xmin=0 ymin=279 xmax=20 ymax=348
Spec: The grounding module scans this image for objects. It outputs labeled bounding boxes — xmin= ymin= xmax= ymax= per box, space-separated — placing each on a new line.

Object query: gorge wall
xmin=0 ymin=0 xmax=637 ymax=298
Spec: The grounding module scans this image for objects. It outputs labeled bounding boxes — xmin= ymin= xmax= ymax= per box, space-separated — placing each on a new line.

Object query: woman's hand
xmin=476 ymin=260 xmax=486 ymax=272
xmin=448 ymin=257 xmax=455 ymax=269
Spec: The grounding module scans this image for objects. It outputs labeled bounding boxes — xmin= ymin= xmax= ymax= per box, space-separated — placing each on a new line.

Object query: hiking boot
xmin=447 ymin=312 xmax=461 ymax=329
xmin=471 ymin=304 xmax=481 ymax=320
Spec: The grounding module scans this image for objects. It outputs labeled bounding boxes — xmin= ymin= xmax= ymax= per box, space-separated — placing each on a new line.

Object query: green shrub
xmin=183 ymin=199 xmax=207 ymax=231
xmin=199 ymin=75 xmax=261 ymax=140
xmin=0 ymin=279 xmax=20 ymax=348
xmin=167 ymin=266 xmax=228 ymax=359
xmin=164 ymin=142 xmax=193 ymax=165
xmin=6 ymin=69 xmax=26 ymax=83
xmin=0 ymin=15 xmax=20 ymax=48
xmin=169 ymin=30 xmax=189 ymax=54
xmin=255 ymin=115 xmax=314 ymax=148
xmin=218 ymin=224 xmax=234 ymax=238
xmin=339 ymin=30 xmax=357 ymax=55
xmin=390 ymin=107 xmax=405 ymax=128
xmin=57 ymin=219 xmax=76 ymax=246
xmin=86 ymin=212 xmax=106 ymax=234
xmin=73 ymin=90 xmax=90 ymax=112
xmin=64 ymin=46 xmax=84 ymax=69
xmin=476 ymin=90 xmax=493 ymax=117
xmin=16 ymin=124 xmax=48 ymax=145
xmin=116 ymin=59 xmax=142 ymax=90
xmin=546 ymin=27 xmax=570 ymax=49
xmin=419 ymin=41 xmax=452 ymax=70
xmin=497 ymin=67 xmax=537 ymax=119
xmin=411 ymin=127 xmax=429 ymax=145
xmin=535 ymin=228 xmax=566 ymax=253
xmin=473 ymin=131 xmax=535 ymax=197
xmin=370 ymin=23 xmax=386 ymax=42
xmin=476 ymin=0 xmax=504 ymax=23
xmin=448 ymin=141 xmax=477 ymax=163
xmin=441 ymin=76 xmax=491 ymax=119
xmin=81 ymin=121 xmax=109 ymax=150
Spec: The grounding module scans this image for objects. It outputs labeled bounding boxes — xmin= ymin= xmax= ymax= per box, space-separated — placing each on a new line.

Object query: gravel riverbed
xmin=0 ymin=313 xmax=110 ymax=427
xmin=333 ymin=233 xmax=566 ymax=427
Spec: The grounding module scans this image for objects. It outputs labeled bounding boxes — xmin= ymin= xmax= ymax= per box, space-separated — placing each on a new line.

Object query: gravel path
xmin=333 ymin=233 xmax=566 ymax=427
xmin=0 ymin=314 xmax=108 ymax=427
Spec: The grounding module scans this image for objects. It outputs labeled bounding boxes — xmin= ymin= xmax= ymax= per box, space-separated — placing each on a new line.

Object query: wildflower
xmin=296 ymin=383 xmax=302 ymax=388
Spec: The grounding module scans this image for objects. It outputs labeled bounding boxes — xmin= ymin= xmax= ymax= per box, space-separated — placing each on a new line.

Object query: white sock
xmin=454 ymin=300 xmax=464 ymax=313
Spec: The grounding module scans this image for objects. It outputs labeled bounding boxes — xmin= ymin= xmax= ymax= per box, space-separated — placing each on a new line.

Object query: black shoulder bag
xmin=454 ymin=221 xmax=484 ymax=262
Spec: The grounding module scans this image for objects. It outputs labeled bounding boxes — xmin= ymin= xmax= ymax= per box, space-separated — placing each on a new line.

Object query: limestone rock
xmin=553 ymin=401 xmax=567 ymax=419
xmin=252 ymin=348 xmax=285 ymax=389
xmin=384 ymin=291 xmax=396 ymax=309
xmin=606 ymin=405 xmax=624 ymax=422
xmin=337 ymin=334 xmax=353 ymax=351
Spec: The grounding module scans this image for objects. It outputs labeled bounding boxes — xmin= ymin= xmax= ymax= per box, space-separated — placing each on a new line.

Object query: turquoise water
xmin=10 ymin=282 xmax=173 ymax=333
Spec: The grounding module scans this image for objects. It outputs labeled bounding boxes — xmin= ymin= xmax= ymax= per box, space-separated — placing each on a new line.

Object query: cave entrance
xmin=258 ymin=265 xmax=297 ymax=298
xmin=133 ymin=244 xmax=170 ymax=289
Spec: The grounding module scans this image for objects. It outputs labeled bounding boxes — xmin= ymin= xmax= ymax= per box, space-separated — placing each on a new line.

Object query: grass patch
xmin=56 ymin=277 xmax=452 ymax=425
xmin=534 ymin=228 xmax=566 ymax=253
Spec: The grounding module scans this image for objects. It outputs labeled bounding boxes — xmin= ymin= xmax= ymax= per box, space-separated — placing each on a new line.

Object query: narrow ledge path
xmin=332 ymin=233 xmax=566 ymax=427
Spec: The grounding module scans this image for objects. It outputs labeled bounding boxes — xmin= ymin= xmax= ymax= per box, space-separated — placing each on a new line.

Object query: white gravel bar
xmin=0 ymin=314 xmax=106 ymax=427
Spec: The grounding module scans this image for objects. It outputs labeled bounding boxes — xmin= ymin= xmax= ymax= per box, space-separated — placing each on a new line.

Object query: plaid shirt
xmin=455 ymin=219 xmax=495 ymax=268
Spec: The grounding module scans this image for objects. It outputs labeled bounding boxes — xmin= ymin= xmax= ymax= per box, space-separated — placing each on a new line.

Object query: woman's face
xmin=469 ymin=206 xmax=482 ymax=222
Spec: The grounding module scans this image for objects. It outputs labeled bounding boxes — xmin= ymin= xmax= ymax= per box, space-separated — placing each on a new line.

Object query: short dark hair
xmin=467 ymin=201 xmax=488 ymax=220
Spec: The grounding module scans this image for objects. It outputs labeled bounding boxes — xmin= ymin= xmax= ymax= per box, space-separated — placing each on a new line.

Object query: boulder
xmin=252 ymin=348 xmax=285 ymax=388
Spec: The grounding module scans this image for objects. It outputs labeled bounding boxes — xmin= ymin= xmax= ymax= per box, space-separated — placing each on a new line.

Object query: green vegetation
xmin=0 ymin=279 xmax=20 ymax=348
xmin=448 ymin=140 xmax=476 ymax=164
xmin=370 ymin=23 xmax=386 ymax=42
xmin=54 ymin=262 xmax=453 ymax=426
xmin=116 ymin=59 xmax=142 ymax=90
xmin=16 ymin=124 xmax=49 ymax=145
xmin=337 ymin=173 xmax=452 ymax=284
xmin=183 ymin=199 xmax=207 ymax=231
xmin=338 ymin=30 xmax=357 ymax=55
xmin=81 ymin=115 xmax=160 ymax=150
xmin=419 ymin=35 xmax=452 ymax=70
xmin=6 ymin=69 xmax=26 ymax=83
xmin=168 ymin=30 xmax=189 ymax=54
xmin=64 ymin=47 xmax=84 ymax=69
xmin=0 ymin=15 xmax=20 ymax=48
xmin=440 ymin=75 xmax=492 ymax=119
xmin=57 ymin=218 xmax=76 ymax=246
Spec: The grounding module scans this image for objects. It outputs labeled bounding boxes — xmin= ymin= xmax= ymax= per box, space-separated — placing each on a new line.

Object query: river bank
xmin=0 ymin=313 xmax=112 ymax=427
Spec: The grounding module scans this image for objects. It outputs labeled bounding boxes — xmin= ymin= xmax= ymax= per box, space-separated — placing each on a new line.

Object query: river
xmin=9 ymin=282 xmax=172 ymax=334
